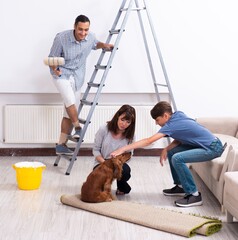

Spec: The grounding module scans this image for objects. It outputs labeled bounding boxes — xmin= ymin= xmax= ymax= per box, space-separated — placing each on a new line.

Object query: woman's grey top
xmin=92 ymin=124 xmax=134 ymax=166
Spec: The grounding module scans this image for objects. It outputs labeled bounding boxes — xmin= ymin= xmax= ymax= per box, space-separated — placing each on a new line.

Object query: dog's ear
xmin=112 ymin=158 xmax=123 ymax=179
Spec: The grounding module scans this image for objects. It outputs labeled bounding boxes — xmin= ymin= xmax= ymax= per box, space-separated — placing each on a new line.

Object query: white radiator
xmin=4 ymin=105 xmax=158 ymax=144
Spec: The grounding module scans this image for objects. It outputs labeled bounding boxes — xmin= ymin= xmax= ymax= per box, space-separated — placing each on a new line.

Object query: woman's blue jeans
xmin=167 ymin=138 xmax=224 ymax=194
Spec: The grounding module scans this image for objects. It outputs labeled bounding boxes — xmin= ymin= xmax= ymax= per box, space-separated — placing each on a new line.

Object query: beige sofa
xmin=224 ymin=171 xmax=238 ymax=222
xmin=191 ymin=117 xmax=238 ymax=208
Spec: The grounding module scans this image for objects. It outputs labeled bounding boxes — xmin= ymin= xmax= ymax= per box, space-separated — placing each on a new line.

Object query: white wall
xmin=154 ymin=0 xmax=238 ymax=118
xmin=0 ymin=0 xmax=156 ymax=94
xmin=1 ymin=0 xmax=238 ymax=148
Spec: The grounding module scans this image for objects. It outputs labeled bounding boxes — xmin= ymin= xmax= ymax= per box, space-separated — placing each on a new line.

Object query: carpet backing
xmin=60 ymin=194 xmax=222 ymax=238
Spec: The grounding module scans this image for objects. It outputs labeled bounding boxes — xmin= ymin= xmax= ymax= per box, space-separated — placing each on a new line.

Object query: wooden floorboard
xmin=0 ymin=156 xmax=237 ymax=240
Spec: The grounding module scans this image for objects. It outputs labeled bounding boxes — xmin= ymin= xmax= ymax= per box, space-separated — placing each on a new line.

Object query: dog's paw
xmin=106 ymin=198 xmax=113 ymax=202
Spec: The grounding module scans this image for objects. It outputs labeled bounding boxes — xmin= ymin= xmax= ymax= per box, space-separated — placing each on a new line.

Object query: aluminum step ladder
xmin=54 ymin=0 xmax=177 ymax=175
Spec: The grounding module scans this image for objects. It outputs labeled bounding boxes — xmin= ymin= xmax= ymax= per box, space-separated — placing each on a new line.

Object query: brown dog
xmin=81 ymin=152 xmax=132 ymax=203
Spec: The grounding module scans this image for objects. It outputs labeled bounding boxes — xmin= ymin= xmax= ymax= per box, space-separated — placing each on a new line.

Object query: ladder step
xmin=132 ymin=7 xmax=146 ymax=11
xmin=88 ymin=82 xmax=100 ymax=88
xmin=78 ymin=117 xmax=87 ymax=124
xmin=95 ymin=64 xmax=107 ymax=70
xmin=121 ymin=7 xmax=146 ymax=11
xmin=67 ymin=135 xmax=79 ymax=143
xmin=156 ymin=83 xmax=168 ymax=87
xmin=109 ymin=29 xmax=120 ymax=35
xmin=81 ymin=99 xmax=93 ymax=105
xmin=56 ymin=154 xmax=77 ymax=161
xmin=103 ymin=49 xmax=113 ymax=52
xmin=67 ymin=134 xmax=85 ymax=143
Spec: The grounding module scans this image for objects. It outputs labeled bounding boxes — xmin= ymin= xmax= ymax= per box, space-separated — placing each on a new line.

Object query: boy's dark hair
xmin=150 ymin=101 xmax=173 ymax=119
xmin=107 ymin=105 xmax=136 ymax=143
xmin=74 ymin=15 xmax=90 ymax=25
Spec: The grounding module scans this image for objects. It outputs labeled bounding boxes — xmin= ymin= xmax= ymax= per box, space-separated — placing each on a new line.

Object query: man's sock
xmin=72 ymin=121 xmax=81 ymax=129
xmin=58 ymin=133 xmax=68 ymax=145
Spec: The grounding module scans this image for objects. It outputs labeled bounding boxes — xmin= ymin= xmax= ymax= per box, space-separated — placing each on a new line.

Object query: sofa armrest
xmin=229 ymin=147 xmax=238 ymax=171
xmin=219 ymin=145 xmax=238 ymax=184
xmin=196 ymin=117 xmax=238 ymax=136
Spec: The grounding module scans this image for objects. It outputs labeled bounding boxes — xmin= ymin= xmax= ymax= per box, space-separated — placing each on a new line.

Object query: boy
xmin=111 ymin=101 xmax=224 ymax=207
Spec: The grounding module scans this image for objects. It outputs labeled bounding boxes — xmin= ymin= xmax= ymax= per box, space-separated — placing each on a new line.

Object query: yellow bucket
xmin=13 ymin=162 xmax=46 ymax=190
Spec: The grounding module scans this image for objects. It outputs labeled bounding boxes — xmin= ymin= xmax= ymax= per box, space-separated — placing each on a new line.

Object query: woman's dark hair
xmin=107 ymin=105 xmax=136 ymax=143
xmin=150 ymin=101 xmax=173 ymax=119
xmin=74 ymin=15 xmax=90 ymax=25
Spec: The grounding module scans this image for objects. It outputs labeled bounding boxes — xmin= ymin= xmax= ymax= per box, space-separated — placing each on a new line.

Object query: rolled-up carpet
xmin=60 ymin=194 xmax=222 ymax=238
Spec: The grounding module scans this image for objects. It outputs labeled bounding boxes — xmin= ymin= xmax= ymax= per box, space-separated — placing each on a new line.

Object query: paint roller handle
xmin=44 ymin=57 xmax=65 ymax=77
xmin=55 ymin=68 xmax=62 ymax=78
xmin=51 ymin=66 xmax=62 ymax=77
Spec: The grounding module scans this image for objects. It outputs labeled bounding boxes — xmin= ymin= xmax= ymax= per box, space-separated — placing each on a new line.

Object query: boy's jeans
xmin=167 ymin=138 xmax=224 ymax=194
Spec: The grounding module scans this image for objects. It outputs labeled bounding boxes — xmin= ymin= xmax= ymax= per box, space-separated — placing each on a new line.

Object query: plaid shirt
xmin=49 ymin=30 xmax=98 ymax=90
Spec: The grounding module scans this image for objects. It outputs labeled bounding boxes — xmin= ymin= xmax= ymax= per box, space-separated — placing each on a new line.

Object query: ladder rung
xmin=109 ymin=29 xmax=120 ymax=34
xmin=67 ymin=135 xmax=78 ymax=143
xmin=78 ymin=118 xmax=87 ymax=124
xmin=156 ymin=83 xmax=168 ymax=87
xmin=81 ymin=100 xmax=93 ymax=105
xmin=67 ymin=135 xmax=85 ymax=143
xmin=121 ymin=7 xmax=145 ymax=11
xmin=88 ymin=82 xmax=100 ymax=88
xmin=103 ymin=48 xmax=113 ymax=52
xmin=95 ymin=64 xmax=107 ymax=70
xmin=132 ymin=7 xmax=146 ymax=11
xmin=56 ymin=154 xmax=75 ymax=160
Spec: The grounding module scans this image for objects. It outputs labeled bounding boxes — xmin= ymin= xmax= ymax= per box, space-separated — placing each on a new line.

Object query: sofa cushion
xmin=209 ymin=134 xmax=238 ymax=181
xmin=197 ymin=118 xmax=238 ymax=137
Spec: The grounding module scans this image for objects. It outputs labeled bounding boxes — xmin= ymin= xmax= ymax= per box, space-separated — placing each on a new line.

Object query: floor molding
xmin=0 ymin=148 xmax=162 ymax=157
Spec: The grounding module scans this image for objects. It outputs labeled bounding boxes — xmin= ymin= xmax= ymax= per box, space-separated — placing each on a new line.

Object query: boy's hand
xmin=160 ymin=148 xmax=168 ymax=166
xmin=110 ymin=149 xmax=124 ymax=158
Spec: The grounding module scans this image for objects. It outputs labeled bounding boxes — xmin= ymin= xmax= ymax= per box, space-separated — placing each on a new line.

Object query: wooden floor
xmin=1 ymin=156 xmax=238 ymax=240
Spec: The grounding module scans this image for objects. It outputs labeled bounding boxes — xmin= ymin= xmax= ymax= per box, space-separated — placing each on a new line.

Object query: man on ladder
xmin=54 ymin=0 xmax=177 ymax=175
xmin=48 ymin=15 xmax=113 ymax=156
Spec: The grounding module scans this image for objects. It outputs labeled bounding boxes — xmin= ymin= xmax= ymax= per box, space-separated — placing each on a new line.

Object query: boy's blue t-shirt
xmin=158 ymin=111 xmax=216 ymax=149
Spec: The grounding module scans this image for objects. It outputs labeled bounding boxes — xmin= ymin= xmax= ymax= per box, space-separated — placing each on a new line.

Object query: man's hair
xmin=74 ymin=15 xmax=90 ymax=25
xmin=150 ymin=101 xmax=173 ymax=119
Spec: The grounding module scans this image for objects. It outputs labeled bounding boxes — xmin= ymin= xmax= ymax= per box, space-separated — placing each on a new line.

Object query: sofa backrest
xmin=196 ymin=117 xmax=238 ymax=137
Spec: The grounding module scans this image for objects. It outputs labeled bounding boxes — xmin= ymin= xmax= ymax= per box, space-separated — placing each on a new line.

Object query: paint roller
xmin=43 ymin=57 xmax=65 ymax=66
xmin=43 ymin=57 xmax=65 ymax=77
